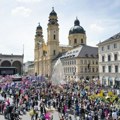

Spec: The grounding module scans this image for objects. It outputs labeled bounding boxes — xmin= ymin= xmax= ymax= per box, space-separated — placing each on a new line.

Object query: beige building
xmin=98 ymin=32 xmax=120 ymax=88
xmin=34 ymin=8 xmax=99 ymax=79
xmin=23 ymin=61 xmax=34 ymax=75
xmin=0 ymin=54 xmax=23 ymax=75
xmin=61 ymin=45 xmax=98 ymax=80
xmin=28 ymin=63 xmax=34 ymax=75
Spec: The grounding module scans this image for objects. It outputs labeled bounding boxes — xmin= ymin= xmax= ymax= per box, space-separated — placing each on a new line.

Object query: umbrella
xmin=45 ymin=112 xmax=51 ymax=120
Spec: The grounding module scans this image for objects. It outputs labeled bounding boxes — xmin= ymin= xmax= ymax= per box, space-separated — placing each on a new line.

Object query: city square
xmin=0 ymin=0 xmax=120 ymax=120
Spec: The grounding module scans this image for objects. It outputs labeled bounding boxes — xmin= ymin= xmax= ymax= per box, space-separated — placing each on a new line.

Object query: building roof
xmin=49 ymin=7 xmax=57 ymax=16
xmin=0 ymin=54 xmax=23 ymax=58
xmin=52 ymin=52 xmax=64 ymax=61
xmin=78 ymin=45 xmax=98 ymax=58
xmin=69 ymin=18 xmax=85 ymax=35
xmin=98 ymin=32 xmax=120 ymax=45
xmin=36 ymin=23 xmax=42 ymax=30
xmin=60 ymin=45 xmax=98 ymax=59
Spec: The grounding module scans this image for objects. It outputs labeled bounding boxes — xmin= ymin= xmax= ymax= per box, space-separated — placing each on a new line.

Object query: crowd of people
xmin=0 ymin=75 xmax=120 ymax=120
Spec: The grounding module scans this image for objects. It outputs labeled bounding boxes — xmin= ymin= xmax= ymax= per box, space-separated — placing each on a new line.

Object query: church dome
xmin=69 ymin=18 xmax=85 ymax=35
xmin=49 ymin=7 xmax=57 ymax=16
xmin=36 ymin=23 xmax=42 ymax=30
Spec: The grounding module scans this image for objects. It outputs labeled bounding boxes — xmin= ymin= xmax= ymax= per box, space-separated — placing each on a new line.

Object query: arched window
xmin=74 ymin=39 xmax=77 ymax=44
xmin=53 ymin=50 xmax=56 ymax=55
xmin=54 ymin=34 xmax=56 ymax=40
xmin=108 ymin=55 xmax=111 ymax=61
xmin=114 ymin=53 xmax=118 ymax=61
xmin=81 ymin=39 xmax=83 ymax=43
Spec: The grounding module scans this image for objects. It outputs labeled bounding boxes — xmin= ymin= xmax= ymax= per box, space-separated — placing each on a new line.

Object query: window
xmin=74 ymin=39 xmax=77 ymax=44
xmin=102 ymin=66 xmax=105 ymax=72
xmin=70 ymin=67 xmax=71 ymax=73
xmin=114 ymin=54 xmax=118 ymax=61
xmin=66 ymin=68 xmax=68 ymax=73
xmin=114 ymin=43 xmax=117 ymax=48
xmin=43 ymin=50 xmax=47 ymax=56
xmin=81 ymin=39 xmax=83 ymax=43
xmin=102 ymin=56 xmax=105 ymax=62
xmin=107 ymin=45 xmax=110 ymax=50
xmin=81 ymin=60 xmax=83 ymax=64
xmin=72 ymin=67 xmax=74 ymax=72
xmin=85 ymin=67 xmax=87 ymax=72
xmin=53 ymin=34 xmax=56 ymax=40
xmin=84 ymin=60 xmax=87 ymax=64
xmin=102 ymin=46 xmax=104 ymax=51
xmin=74 ymin=67 xmax=76 ymax=72
xmin=74 ymin=60 xmax=76 ymax=64
xmin=92 ymin=68 xmax=94 ymax=72
xmin=108 ymin=66 xmax=111 ymax=73
xmin=108 ymin=55 xmax=111 ymax=61
xmin=109 ymin=78 xmax=113 ymax=86
xmin=64 ymin=68 xmax=65 ymax=73
xmin=53 ymin=50 xmax=56 ymax=55
xmin=67 ymin=67 xmax=69 ymax=73
xmin=81 ymin=67 xmax=83 ymax=73
xmin=96 ymin=68 xmax=98 ymax=72
xmin=88 ymin=60 xmax=91 ymax=64
xmin=88 ymin=63 xmax=90 ymax=70
xmin=115 ymin=65 xmax=118 ymax=73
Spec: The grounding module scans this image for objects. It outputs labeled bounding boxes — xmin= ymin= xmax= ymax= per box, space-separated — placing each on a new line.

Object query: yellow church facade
xmin=34 ymin=8 xmax=99 ymax=79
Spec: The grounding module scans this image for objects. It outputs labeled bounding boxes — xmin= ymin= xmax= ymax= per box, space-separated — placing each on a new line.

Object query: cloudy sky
xmin=0 ymin=0 xmax=120 ymax=62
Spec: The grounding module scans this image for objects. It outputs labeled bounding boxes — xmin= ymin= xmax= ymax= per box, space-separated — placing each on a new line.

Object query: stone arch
xmin=12 ymin=61 xmax=22 ymax=74
xmin=1 ymin=60 xmax=11 ymax=66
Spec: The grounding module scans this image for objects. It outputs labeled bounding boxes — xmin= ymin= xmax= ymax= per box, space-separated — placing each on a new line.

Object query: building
xmin=23 ymin=61 xmax=34 ymax=75
xmin=0 ymin=54 xmax=23 ymax=75
xmin=61 ymin=45 xmax=98 ymax=80
xmin=98 ymin=32 xmax=120 ymax=88
xmin=34 ymin=7 xmax=71 ymax=77
xmin=27 ymin=62 xmax=34 ymax=75
xmin=34 ymin=7 xmax=99 ymax=79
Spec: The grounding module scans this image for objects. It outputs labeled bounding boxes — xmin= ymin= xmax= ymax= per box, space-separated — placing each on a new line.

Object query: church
xmin=34 ymin=8 xmax=99 ymax=80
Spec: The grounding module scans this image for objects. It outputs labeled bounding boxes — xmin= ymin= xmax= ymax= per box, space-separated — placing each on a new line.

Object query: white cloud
xmin=11 ymin=6 xmax=31 ymax=17
xmin=90 ymin=23 xmax=104 ymax=33
xmin=16 ymin=0 xmax=42 ymax=3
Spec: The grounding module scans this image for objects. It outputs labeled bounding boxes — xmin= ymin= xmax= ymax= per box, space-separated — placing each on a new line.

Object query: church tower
xmin=47 ymin=7 xmax=59 ymax=59
xmin=68 ymin=18 xmax=86 ymax=47
xmin=34 ymin=23 xmax=44 ymax=75
xmin=47 ymin=7 xmax=59 ymax=77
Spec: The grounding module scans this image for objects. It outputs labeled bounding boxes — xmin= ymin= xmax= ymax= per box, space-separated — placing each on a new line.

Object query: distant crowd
xmin=0 ymin=75 xmax=120 ymax=120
